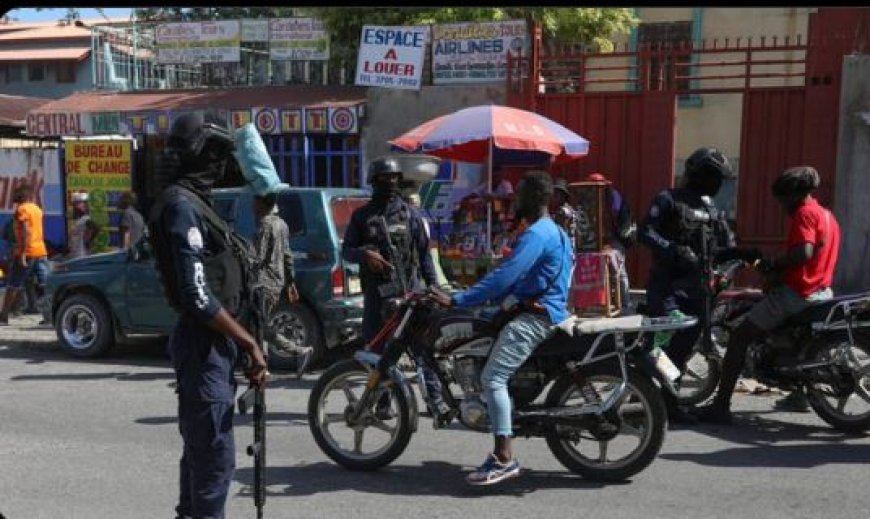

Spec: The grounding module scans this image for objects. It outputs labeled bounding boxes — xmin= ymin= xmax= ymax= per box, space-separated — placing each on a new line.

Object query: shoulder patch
xmin=649 ymin=205 xmax=660 ymax=218
xmin=187 ymin=227 xmax=204 ymax=250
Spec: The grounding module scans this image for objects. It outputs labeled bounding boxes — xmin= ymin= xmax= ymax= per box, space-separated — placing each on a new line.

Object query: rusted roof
xmin=0 ymin=18 xmax=130 ymax=40
xmin=30 ymin=85 xmax=369 ymax=115
xmin=0 ymin=94 xmax=53 ymax=127
xmin=0 ymin=46 xmax=91 ymax=61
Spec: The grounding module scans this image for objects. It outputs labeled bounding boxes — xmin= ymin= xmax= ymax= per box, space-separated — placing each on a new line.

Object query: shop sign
xmin=231 ymin=110 xmax=252 ymax=129
xmin=269 ymin=18 xmax=330 ymax=61
xmin=120 ymin=113 xmax=151 ymax=135
xmin=241 ymin=19 xmax=269 ymax=42
xmin=26 ymin=112 xmax=90 ymax=137
xmin=281 ymin=109 xmax=303 ymax=133
xmin=253 ymin=108 xmax=280 ymax=135
xmin=90 ymin=112 xmax=121 ymax=135
xmin=0 ymin=148 xmax=62 ymax=215
xmin=306 ymin=108 xmax=328 ymax=133
xmin=157 ymin=112 xmax=171 ymax=133
xmin=431 ymin=20 xmax=527 ymax=85
xmin=155 ymin=20 xmax=241 ymax=64
xmin=355 ymin=25 xmax=428 ymax=90
xmin=64 ymin=139 xmax=134 ymax=253
xmin=328 ymin=107 xmax=358 ymax=134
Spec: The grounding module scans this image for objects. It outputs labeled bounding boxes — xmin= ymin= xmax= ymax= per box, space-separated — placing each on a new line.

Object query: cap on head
xmin=71 ymin=192 xmax=89 ymax=203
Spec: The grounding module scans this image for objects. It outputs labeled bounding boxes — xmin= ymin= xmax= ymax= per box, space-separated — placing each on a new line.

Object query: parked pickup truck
xmin=45 ymin=185 xmax=369 ymax=369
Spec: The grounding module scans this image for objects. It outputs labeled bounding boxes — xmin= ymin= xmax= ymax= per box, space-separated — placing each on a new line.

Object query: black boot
xmin=694 ymin=400 xmax=733 ymax=425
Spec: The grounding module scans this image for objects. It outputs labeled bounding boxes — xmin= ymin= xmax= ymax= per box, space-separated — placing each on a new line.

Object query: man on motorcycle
xmin=431 ymin=170 xmax=573 ymax=486
xmin=695 ymin=166 xmax=841 ymax=425
xmin=639 ymin=147 xmax=737 ymax=424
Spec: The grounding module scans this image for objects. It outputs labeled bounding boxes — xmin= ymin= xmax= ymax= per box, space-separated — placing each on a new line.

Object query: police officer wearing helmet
xmin=639 ymin=147 xmax=738 ymax=424
xmin=342 ymin=155 xmax=446 ymax=421
xmin=148 ymin=112 xmax=267 ymax=519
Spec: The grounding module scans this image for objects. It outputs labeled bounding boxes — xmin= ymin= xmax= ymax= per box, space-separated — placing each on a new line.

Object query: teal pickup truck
xmin=44 ymin=185 xmax=369 ymax=369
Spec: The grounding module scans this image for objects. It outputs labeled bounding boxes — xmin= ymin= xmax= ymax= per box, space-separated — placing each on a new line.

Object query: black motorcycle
xmin=308 ymin=287 xmax=698 ymax=482
xmin=680 ymin=262 xmax=870 ymax=431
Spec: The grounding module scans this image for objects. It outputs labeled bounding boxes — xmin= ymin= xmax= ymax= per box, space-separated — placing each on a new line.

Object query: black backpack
xmin=148 ymin=185 xmax=260 ymax=331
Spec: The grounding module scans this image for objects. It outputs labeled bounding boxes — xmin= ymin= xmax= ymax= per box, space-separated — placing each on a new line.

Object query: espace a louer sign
xmin=355 ymin=25 xmax=429 ymax=91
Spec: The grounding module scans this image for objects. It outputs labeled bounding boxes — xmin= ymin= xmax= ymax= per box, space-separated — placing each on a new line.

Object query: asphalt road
xmin=1 ymin=339 xmax=869 ymax=519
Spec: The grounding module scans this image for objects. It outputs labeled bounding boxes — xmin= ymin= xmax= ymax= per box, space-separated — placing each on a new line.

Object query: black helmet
xmin=367 ymin=156 xmax=404 ymax=184
xmin=685 ymin=147 xmax=734 ymax=183
xmin=772 ymin=165 xmax=820 ymax=198
xmin=168 ymin=112 xmax=234 ymax=157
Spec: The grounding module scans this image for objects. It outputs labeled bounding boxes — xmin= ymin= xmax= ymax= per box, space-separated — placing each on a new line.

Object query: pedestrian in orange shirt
xmin=0 ymin=183 xmax=49 ymax=325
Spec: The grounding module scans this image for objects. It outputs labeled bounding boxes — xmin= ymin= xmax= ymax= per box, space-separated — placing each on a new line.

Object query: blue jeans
xmin=7 ymin=256 xmax=48 ymax=289
xmin=481 ymin=312 xmax=553 ymax=437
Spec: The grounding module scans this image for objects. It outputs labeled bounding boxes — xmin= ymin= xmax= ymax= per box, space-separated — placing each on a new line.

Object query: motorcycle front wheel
xmin=308 ymin=359 xmax=414 ymax=471
xmin=805 ymin=332 xmax=870 ymax=433
xmin=544 ymin=364 xmax=667 ymax=482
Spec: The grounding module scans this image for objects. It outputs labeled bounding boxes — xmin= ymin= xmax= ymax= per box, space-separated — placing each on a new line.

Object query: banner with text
xmin=269 ymin=18 xmax=329 ymax=61
xmin=64 ymin=140 xmax=134 ymax=252
xmin=355 ymin=25 xmax=429 ymax=91
xmin=155 ymin=20 xmax=241 ymax=64
xmin=432 ymin=20 xmax=527 ymax=84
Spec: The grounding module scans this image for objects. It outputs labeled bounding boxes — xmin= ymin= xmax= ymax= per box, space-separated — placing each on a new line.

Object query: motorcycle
xmin=308 ymin=287 xmax=698 ymax=482
xmin=679 ymin=261 xmax=870 ymax=431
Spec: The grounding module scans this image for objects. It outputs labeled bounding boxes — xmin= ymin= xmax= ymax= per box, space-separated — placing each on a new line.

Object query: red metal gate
xmin=506 ymin=8 xmax=870 ymax=289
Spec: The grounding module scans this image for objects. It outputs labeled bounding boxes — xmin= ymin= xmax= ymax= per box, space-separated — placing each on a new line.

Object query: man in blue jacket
xmin=432 ymin=170 xmax=573 ymax=486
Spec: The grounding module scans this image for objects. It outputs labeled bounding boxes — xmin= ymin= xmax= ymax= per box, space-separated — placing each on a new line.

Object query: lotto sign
xmin=328 ymin=107 xmax=358 ymax=134
xmin=306 ymin=108 xmax=328 ymax=133
xmin=254 ymin=108 xmax=279 ymax=134
xmin=281 ymin=109 xmax=303 ymax=133
xmin=231 ymin=110 xmax=252 ymax=129
xmin=355 ymin=25 xmax=428 ymax=90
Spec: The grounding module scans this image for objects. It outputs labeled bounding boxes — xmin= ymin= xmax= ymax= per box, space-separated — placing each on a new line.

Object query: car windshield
xmin=331 ymin=197 xmax=368 ymax=242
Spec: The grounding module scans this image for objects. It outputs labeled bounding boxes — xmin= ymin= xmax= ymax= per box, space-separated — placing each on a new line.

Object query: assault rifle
xmin=238 ymin=294 xmax=268 ymax=519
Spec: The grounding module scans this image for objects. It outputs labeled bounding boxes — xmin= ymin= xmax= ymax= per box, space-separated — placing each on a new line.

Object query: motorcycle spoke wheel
xmin=314 ymin=370 xmax=404 ymax=462
xmin=551 ymin=375 xmax=652 ymax=472
xmin=807 ymin=340 xmax=870 ymax=427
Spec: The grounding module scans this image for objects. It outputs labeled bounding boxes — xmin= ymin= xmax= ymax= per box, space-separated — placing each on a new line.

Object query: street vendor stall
xmin=389 ymin=104 xmax=589 ymax=286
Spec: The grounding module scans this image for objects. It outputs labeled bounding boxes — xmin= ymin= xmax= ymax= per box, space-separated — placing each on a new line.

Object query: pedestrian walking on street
xmin=67 ymin=192 xmax=100 ymax=259
xmin=148 ymin=112 xmax=267 ymax=519
xmin=0 ymin=183 xmax=49 ymax=326
xmin=252 ymin=192 xmax=313 ymax=378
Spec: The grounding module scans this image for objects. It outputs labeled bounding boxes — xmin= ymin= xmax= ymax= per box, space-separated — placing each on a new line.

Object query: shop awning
xmin=29 ymin=85 xmax=368 ymax=114
xmin=0 ymin=94 xmax=52 ymax=127
xmin=0 ymin=46 xmax=91 ymax=62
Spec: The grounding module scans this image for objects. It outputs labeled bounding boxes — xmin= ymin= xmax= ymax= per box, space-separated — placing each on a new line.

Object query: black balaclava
xmin=371 ymin=173 xmax=402 ymax=206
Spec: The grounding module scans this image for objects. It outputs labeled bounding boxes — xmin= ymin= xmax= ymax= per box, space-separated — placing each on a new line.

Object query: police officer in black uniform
xmin=342 ymin=156 xmax=449 ymax=422
xmin=149 ymin=112 xmax=268 ymax=519
xmin=639 ymin=147 xmax=737 ymax=424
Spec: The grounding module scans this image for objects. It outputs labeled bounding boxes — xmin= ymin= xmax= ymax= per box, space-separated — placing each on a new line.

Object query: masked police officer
xmin=342 ymin=156 xmax=450 ymax=423
xmin=639 ymin=147 xmax=737 ymax=424
xmin=149 ymin=112 xmax=268 ymax=519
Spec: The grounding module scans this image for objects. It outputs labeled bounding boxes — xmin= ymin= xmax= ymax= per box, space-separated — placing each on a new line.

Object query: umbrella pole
xmin=486 ymin=137 xmax=493 ymax=255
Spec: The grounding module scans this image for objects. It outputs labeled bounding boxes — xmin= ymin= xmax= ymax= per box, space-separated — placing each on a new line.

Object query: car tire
xmin=55 ymin=293 xmax=114 ymax=358
xmin=266 ymin=302 xmax=324 ymax=371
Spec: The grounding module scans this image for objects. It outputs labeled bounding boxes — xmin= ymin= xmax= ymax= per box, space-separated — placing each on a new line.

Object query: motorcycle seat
xmin=556 ymin=315 xmax=645 ymax=337
xmin=787 ymin=292 xmax=870 ymax=325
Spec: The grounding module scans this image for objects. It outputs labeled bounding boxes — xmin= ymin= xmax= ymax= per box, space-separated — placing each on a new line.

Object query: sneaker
xmin=466 ymin=453 xmax=521 ymax=486
xmin=773 ymin=390 xmax=811 ymax=413
xmin=431 ymin=400 xmax=457 ymax=429
xmin=693 ymin=403 xmax=734 ymax=425
xmin=294 ymin=347 xmax=314 ymax=380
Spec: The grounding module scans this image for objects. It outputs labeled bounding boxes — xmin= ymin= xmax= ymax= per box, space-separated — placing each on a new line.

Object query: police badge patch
xmin=187 ymin=227 xmax=204 ymax=250
xmin=649 ymin=205 xmax=660 ymax=218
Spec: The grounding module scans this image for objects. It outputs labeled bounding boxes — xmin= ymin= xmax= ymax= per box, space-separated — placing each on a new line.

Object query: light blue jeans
xmin=481 ymin=312 xmax=554 ymax=437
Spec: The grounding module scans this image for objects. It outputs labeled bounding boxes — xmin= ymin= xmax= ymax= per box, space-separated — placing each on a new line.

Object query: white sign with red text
xmin=355 ymin=25 xmax=429 ymax=91
xmin=156 ymin=20 xmax=241 ymax=64
xmin=0 ymin=148 xmax=62 ymax=216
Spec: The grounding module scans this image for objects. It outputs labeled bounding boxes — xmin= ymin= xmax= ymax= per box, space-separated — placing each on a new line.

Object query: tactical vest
xmin=148 ymin=186 xmax=256 ymax=323
xmin=364 ymin=199 xmax=419 ymax=284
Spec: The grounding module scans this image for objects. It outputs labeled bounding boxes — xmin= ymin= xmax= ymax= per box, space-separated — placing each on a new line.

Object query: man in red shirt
xmin=695 ymin=166 xmax=841 ymax=424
